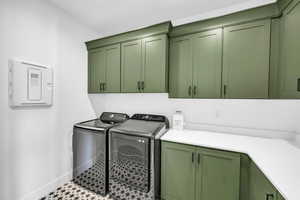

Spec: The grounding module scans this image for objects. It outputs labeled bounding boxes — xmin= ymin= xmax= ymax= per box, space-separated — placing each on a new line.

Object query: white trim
xmin=173 ymin=0 xmax=277 ymax=26
xmin=21 ymin=170 xmax=72 ymax=200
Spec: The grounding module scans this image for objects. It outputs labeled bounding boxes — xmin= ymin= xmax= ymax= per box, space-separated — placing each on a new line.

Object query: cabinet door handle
xmin=192 ymin=152 xmax=195 ymax=163
xmin=188 ymin=86 xmax=192 ymax=96
xmin=137 ymin=81 xmax=141 ymax=91
xmin=223 ymin=85 xmax=227 ymax=97
xmin=297 ymin=78 xmax=300 ymax=92
xmin=197 ymin=153 xmax=200 ymax=164
xmin=193 ymin=86 xmax=197 ymax=96
xmin=103 ymin=82 xmax=106 ymax=91
xmin=141 ymin=81 xmax=145 ymax=90
xmin=266 ymin=194 xmax=274 ymax=200
xmin=99 ymin=82 xmax=103 ymax=91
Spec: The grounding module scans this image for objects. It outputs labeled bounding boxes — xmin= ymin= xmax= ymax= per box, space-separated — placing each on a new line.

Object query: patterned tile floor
xmin=40 ymin=181 xmax=113 ymax=200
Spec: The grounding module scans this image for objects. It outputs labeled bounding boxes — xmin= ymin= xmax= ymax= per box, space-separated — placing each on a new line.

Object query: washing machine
xmin=73 ymin=112 xmax=129 ymax=196
xmin=109 ymin=114 xmax=169 ymax=200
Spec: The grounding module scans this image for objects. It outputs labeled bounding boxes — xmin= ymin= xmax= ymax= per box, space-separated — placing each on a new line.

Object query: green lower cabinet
xmin=278 ymin=0 xmax=300 ymax=98
xmin=161 ymin=142 xmax=286 ymax=200
xmin=196 ymin=148 xmax=240 ymax=200
xmin=240 ymin=154 xmax=251 ymax=200
xmin=249 ymin=161 xmax=278 ymax=200
xmin=161 ymin=142 xmax=240 ymax=200
xmin=161 ymin=142 xmax=196 ymax=200
xmin=277 ymin=192 xmax=285 ymax=200
xmin=223 ymin=19 xmax=271 ymax=99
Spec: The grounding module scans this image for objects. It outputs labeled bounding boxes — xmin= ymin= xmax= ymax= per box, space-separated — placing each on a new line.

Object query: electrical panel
xmin=8 ymin=59 xmax=53 ymax=107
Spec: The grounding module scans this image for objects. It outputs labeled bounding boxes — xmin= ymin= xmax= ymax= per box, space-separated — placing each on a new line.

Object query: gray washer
xmin=73 ymin=112 xmax=129 ymax=196
xmin=108 ymin=114 xmax=169 ymax=200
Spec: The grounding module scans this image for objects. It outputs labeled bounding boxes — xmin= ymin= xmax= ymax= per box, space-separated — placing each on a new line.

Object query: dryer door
xmin=110 ymin=132 xmax=150 ymax=193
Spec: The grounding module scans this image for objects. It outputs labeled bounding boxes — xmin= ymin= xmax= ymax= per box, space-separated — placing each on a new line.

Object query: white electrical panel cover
xmin=8 ymin=59 xmax=53 ymax=107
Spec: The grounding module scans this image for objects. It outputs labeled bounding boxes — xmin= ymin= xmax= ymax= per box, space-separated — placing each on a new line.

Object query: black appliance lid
xmin=100 ymin=112 xmax=129 ymax=124
xmin=74 ymin=112 xmax=129 ymax=130
xmin=131 ymin=114 xmax=169 ymax=128
xmin=110 ymin=114 xmax=169 ymax=137
xmin=75 ymin=119 xmax=114 ymax=130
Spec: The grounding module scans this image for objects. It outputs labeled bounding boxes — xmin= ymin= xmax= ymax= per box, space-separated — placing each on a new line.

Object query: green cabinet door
xmin=104 ymin=44 xmax=121 ymax=93
xmin=279 ymin=0 xmax=300 ymax=98
xmin=161 ymin=142 xmax=196 ymax=200
xmin=169 ymin=36 xmax=193 ymax=98
xmin=142 ymin=35 xmax=168 ymax=93
xmin=192 ymin=29 xmax=222 ymax=98
xmin=277 ymin=192 xmax=285 ymax=200
xmin=223 ymin=19 xmax=271 ymax=98
xmin=121 ymin=39 xmax=142 ymax=93
xmin=196 ymin=148 xmax=240 ymax=200
xmin=249 ymin=161 xmax=277 ymax=200
xmin=88 ymin=48 xmax=106 ymax=93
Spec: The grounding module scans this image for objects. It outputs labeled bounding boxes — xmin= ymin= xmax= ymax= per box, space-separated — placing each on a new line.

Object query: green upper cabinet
xmin=86 ymin=2 xmax=300 ymax=98
xmin=88 ymin=44 xmax=120 ymax=93
xmin=278 ymin=0 xmax=300 ymax=98
xmin=169 ymin=36 xmax=193 ymax=98
xmin=161 ymin=142 xmax=196 ymax=200
xmin=223 ymin=19 xmax=271 ymax=99
xmin=86 ymin=22 xmax=170 ymax=94
xmin=196 ymin=148 xmax=240 ymax=200
xmin=169 ymin=29 xmax=222 ymax=98
xmin=142 ymin=35 xmax=168 ymax=93
xmin=121 ymin=39 xmax=143 ymax=93
xmin=88 ymin=48 xmax=106 ymax=93
xmin=192 ymin=29 xmax=222 ymax=98
xmin=105 ymin=44 xmax=121 ymax=93
xmin=121 ymin=35 xmax=168 ymax=93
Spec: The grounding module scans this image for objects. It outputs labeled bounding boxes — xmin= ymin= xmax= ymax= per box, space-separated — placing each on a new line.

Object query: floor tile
xmin=40 ymin=181 xmax=113 ymax=200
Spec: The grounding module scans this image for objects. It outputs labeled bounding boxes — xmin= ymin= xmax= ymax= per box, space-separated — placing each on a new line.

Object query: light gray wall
xmin=294 ymin=135 xmax=300 ymax=148
xmin=0 ymin=1 xmax=98 ymax=199
xmin=89 ymin=94 xmax=300 ymax=140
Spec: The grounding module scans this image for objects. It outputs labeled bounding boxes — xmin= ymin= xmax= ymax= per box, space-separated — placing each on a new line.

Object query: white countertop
xmin=161 ymin=129 xmax=300 ymax=200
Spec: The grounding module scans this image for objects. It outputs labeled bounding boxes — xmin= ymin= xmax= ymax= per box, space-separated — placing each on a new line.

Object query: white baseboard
xmin=21 ymin=170 xmax=73 ymax=200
